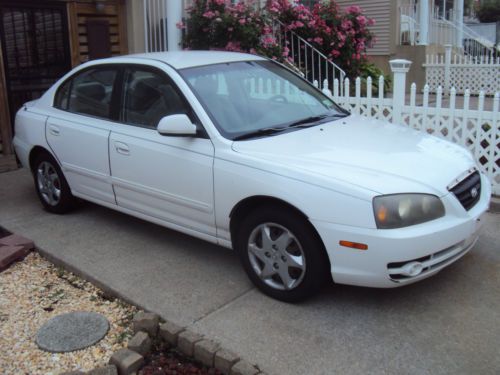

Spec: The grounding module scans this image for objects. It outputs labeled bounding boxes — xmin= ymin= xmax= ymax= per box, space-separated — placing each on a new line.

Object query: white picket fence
xmin=424 ymin=48 xmax=500 ymax=95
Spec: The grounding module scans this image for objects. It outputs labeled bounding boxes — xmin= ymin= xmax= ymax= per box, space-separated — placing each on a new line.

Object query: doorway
xmin=0 ymin=2 xmax=71 ymax=126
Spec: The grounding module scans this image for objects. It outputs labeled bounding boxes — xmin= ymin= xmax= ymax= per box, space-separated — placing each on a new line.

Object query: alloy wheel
xmin=247 ymin=222 xmax=306 ymax=291
xmin=36 ymin=161 xmax=61 ymax=206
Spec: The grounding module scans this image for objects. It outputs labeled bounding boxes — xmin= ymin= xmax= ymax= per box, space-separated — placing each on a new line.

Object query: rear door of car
xmin=47 ymin=65 xmax=119 ymax=204
xmin=109 ymin=64 xmax=216 ymax=236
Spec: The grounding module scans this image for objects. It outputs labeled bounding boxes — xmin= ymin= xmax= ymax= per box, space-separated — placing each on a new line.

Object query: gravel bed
xmin=0 ymin=252 xmax=139 ymax=374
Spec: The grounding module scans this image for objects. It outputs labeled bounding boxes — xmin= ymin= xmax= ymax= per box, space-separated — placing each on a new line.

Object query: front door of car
xmin=109 ymin=66 xmax=216 ymax=236
xmin=47 ymin=66 xmax=118 ymax=204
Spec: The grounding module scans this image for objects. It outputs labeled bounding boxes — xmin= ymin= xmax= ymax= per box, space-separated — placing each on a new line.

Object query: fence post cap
xmin=389 ymin=59 xmax=412 ymax=72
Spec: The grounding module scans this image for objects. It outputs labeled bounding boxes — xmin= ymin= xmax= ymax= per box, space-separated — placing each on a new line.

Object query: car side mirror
xmin=157 ymin=114 xmax=197 ymax=136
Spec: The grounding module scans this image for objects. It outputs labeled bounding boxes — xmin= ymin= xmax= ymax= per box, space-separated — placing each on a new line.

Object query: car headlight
xmin=373 ymin=194 xmax=445 ymax=229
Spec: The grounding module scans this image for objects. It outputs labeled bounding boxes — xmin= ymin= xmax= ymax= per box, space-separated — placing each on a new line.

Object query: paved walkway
xmin=1 ymin=169 xmax=499 ymax=375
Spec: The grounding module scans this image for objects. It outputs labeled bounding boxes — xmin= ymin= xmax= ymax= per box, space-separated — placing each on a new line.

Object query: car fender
xmin=214 ymin=156 xmax=376 ymax=246
xmin=13 ymin=108 xmax=51 ymax=170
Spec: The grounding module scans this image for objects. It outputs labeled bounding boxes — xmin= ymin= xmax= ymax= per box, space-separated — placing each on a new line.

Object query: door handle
xmin=48 ymin=125 xmax=60 ymax=136
xmin=114 ymin=141 xmax=130 ymax=155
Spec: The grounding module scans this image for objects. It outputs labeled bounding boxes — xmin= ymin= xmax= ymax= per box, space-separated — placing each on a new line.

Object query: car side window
xmin=121 ymin=68 xmax=190 ymax=129
xmin=60 ymin=68 xmax=117 ymax=119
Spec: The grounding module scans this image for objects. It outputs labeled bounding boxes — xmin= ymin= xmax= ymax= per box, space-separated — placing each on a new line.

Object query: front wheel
xmin=235 ymin=207 xmax=329 ymax=302
xmin=33 ymin=152 xmax=76 ymax=214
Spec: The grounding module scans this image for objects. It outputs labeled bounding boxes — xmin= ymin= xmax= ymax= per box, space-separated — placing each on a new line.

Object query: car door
xmin=47 ymin=66 xmax=118 ymax=204
xmin=109 ymin=65 xmax=216 ymax=236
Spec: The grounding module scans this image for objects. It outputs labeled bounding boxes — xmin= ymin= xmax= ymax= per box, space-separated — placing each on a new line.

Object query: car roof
xmin=108 ymin=51 xmax=266 ymax=70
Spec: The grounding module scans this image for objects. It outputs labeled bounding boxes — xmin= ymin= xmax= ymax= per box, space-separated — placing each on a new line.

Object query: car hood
xmin=231 ymin=115 xmax=475 ymax=197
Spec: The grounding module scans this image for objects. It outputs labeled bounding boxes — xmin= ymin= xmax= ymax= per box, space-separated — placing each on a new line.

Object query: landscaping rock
xmin=35 ymin=311 xmax=109 ymax=353
xmin=127 ymin=331 xmax=152 ymax=356
xmin=214 ymin=348 xmax=240 ymax=375
xmin=230 ymin=360 xmax=259 ymax=375
xmin=177 ymin=330 xmax=203 ymax=357
xmin=132 ymin=312 xmax=159 ymax=337
xmin=0 ymin=245 xmax=27 ymax=271
xmin=194 ymin=339 xmax=220 ymax=367
xmin=109 ymin=348 xmax=143 ymax=375
xmin=159 ymin=320 xmax=184 ymax=346
xmin=59 ymin=371 xmax=84 ymax=375
xmin=87 ymin=365 xmax=118 ymax=375
xmin=0 ymin=234 xmax=34 ymax=251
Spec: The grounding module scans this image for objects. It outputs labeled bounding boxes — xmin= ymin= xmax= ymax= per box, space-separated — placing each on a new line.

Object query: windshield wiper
xmin=233 ymin=126 xmax=288 ymax=141
xmin=286 ymin=113 xmax=347 ymax=128
xmin=232 ymin=112 xmax=348 ymax=141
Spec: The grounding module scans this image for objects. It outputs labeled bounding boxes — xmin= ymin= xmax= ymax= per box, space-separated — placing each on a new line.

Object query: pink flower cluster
xmin=183 ymin=0 xmax=375 ymax=76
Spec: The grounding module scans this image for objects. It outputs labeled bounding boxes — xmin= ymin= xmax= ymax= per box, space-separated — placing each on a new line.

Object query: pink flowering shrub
xmin=267 ymin=0 xmax=375 ymax=76
xmin=182 ymin=0 xmax=375 ymax=77
xmin=182 ymin=0 xmax=281 ymax=58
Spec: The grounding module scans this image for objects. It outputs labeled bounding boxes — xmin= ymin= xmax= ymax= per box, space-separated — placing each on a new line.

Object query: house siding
xmin=335 ymin=0 xmax=393 ymax=56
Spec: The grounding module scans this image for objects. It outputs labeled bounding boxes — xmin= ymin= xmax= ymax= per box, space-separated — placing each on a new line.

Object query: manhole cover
xmin=36 ymin=311 xmax=109 ymax=353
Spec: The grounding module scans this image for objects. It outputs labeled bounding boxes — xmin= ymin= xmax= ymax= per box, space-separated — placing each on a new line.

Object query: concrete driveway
xmin=1 ymin=169 xmax=499 ymax=375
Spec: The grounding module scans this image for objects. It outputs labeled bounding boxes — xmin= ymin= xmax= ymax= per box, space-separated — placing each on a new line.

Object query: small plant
xmin=114 ymin=331 xmax=131 ymax=345
xmin=56 ymin=266 xmax=65 ymax=278
xmin=358 ymin=62 xmax=392 ymax=94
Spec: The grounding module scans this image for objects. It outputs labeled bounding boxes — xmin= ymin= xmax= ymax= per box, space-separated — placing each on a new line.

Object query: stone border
xmin=103 ymin=311 xmax=266 ymax=375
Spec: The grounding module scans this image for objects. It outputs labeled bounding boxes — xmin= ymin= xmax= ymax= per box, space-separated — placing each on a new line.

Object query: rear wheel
xmin=33 ymin=152 xmax=76 ymax=214
xmin=235 ymin=207 xmax=329 ymax=302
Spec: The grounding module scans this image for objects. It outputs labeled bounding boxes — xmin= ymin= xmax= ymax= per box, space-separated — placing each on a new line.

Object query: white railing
xmin=143 ymin=0 xmax=168 ymax=52
xmin=465 ymin=22 xmax=497 ymax=46
xmin=429 ymin=16 xmax=455 ymax=46
xmin=424 ymin=46 xmax=500 ymax=95
xmin=398 ymin=2 xmax=499 ymax=57
xmin=271 ymin=19 xmax=346 ymax=94
xmin=324 ymin=61 xmax=498 ymax=195
xmin=399 ymin=5 xmax=419 ymax=45
xmin=436 ymin=16 xmax=497 ymax=57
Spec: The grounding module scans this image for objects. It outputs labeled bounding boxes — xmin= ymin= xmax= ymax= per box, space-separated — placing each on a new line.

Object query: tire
xmin=33 ymin=152 xmax=76 ymax=214
xmin=235 ymin=206 xmax=329 ymax=302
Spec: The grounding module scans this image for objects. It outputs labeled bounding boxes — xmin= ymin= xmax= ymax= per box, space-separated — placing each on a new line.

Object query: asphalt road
xmin=1 ymin=169 xmax=499 ymax=375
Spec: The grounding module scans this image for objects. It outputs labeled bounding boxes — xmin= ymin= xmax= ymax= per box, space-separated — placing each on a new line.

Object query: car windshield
xmin=179 ymin=61 xmax=347 ymax=140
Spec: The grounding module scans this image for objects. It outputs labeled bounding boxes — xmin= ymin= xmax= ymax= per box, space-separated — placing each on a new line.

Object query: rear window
xmin=54 ymin=68 xmax=117 ymax=120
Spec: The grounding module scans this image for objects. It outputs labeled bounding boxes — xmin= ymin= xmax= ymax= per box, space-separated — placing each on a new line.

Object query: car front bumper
xmin=311 ymin=174 xmax=491 ymax=288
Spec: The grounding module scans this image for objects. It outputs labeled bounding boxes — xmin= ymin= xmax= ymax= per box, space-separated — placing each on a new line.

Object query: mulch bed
xmin=140 ymin=342 xmax=222 ymax=375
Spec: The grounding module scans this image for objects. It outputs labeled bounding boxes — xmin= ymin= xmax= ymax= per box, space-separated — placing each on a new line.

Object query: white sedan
xmin=13 ymin=51 xmax=490 ymax=302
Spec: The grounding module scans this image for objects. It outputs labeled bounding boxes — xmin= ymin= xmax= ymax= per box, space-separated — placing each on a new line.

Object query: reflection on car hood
xmin=231 ymin=115 xmax=475 ymax=196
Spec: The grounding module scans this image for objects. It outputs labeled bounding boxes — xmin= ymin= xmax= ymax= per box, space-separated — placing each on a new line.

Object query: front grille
xmin=449 ymin=171 xmax=481 ymax=210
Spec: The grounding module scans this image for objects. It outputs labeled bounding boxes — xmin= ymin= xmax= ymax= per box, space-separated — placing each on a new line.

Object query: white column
xmin=455 ymin=0 xmax=464 ymax=47
xmin=389 ymin=59 xmax=412 ymax=124
xmin=167 ymin=0 xmax=183 ymax=51
xmin=418 ymin=0 xmax=429 ymax=45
